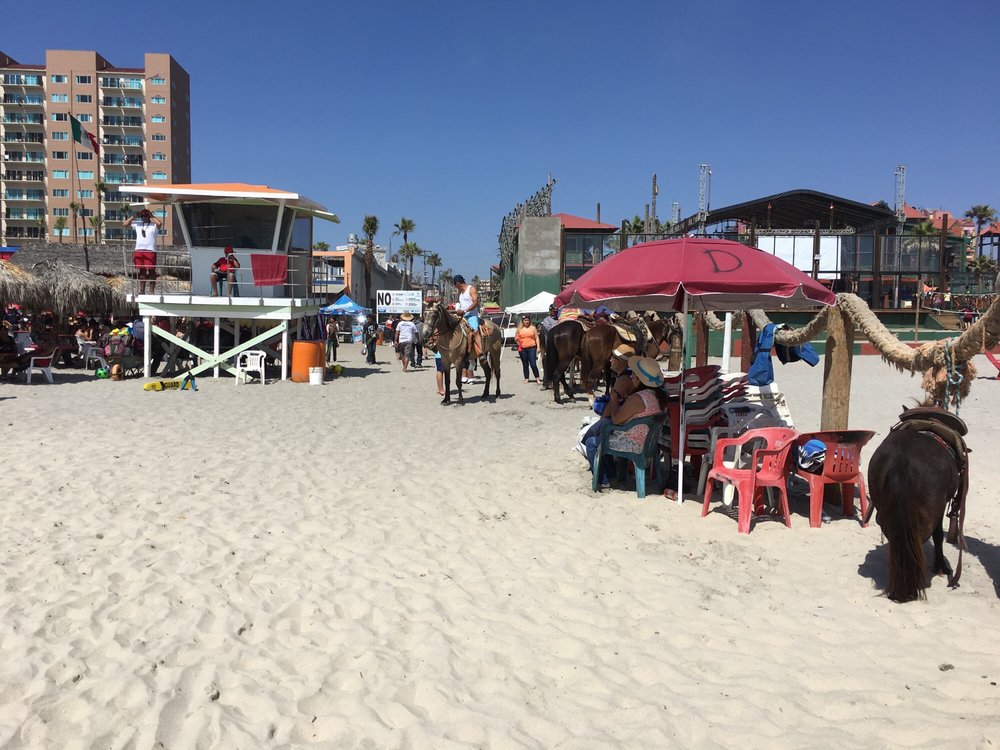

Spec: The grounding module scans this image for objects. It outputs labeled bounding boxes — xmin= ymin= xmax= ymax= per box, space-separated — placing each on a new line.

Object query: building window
xmin=151 ymin=133 xmax=167 ymax=141
xmin=151 ymin=96 xmax=166 ymax=104
xmin=52 ymin=131 xmax=69 ymax=141
xmin=75 ymin=75 xmax=92 ymax=85
xmin=151 ymin=115 xmax=166 ymax=123
xmin=77 ymin=170 xmax=94 ymax=180
xmin=50 ymin=74 xmax=67 ymax=83
xmin=51 ymin=93 xmax=68 ymax=103
xmin=150 ymin=76 xmax=166 ymax=85
xmin=77 ymin=227 xmax=95 ymax=237
xmin=79 ymin=113 xmax=92 ymax=123
xmin=53 ymin=208 xmax=69 ymax=217
xmin=52 ymin=189 xmax=69 ymax=197
xmin=52 ymin=170 xmax=69 ymax=179
xmin=152 ymin=152 xmax=166 ymax=160
xmin=151 ymin=171 xmax=168 ymax=180
xmin=154 ymin=209 xmax=167 ymax=218
xmin=77 ymin=151 xmax=94 ymax=161
xmin=75 ymin=94 xmax=92 ymax=103
xmin=54 ymin=228 xmax=70 ymax=237
xmin=51 ymin=113 xmax=68 ymax=121
xmin=51 ymin=151 xmax=68 ymax=160
xmin=77 ymin=189 xmax=94 ymax=198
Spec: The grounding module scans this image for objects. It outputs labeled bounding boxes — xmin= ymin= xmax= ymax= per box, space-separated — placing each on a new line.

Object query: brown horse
xmin=867 ymin=407 xmax=969 ymax=602
xmin=577 ymin=316 xmax=679 ymax=404
xmin=544 ymin=319 xmax=584 ymax=404
xmin=422 ymin=302 xmax=502 ymax=405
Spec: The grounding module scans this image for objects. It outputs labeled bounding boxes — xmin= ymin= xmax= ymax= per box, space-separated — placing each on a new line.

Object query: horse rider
xmin=453 ymin=275 xmax=485 ymax=377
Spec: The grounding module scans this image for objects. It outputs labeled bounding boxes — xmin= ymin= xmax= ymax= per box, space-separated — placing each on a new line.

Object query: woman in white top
xmin=453 ymin=274 xmax=481 ymax=382
xmin=124 ymin=208 xmax=163 ymax=294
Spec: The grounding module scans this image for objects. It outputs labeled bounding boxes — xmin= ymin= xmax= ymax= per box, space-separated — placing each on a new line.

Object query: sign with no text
xmin=376 ymin=290 xmax=422 ymax=314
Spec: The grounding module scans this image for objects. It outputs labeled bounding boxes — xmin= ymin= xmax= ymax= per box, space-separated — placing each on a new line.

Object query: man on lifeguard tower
xmin=124 ymin=208 xmax=163 ymax=294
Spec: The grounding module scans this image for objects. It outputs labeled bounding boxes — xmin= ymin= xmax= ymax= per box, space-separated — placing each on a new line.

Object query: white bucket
xmin=308 ymin=366 xmax=324 ymax=386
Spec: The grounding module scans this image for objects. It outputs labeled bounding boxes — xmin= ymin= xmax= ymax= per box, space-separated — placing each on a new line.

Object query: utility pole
xmin=651 ymin=173 xmax=658 ymax=233
xmin=671 ymin=202 xmax=681 ymax=226
xmin=698 ymin=164 xmax=712 ymax=235
xmin=893 ymin=165 xmax=907 ymax=308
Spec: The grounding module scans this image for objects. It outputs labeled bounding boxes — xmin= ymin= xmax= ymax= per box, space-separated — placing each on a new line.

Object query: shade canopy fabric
xmin=555 ymin=237 xmax=837 ymax=312
xmin=505 ymin=290 xmax=557 ymax=315
xmin=320 ymin=294 xmax=369 ymax=315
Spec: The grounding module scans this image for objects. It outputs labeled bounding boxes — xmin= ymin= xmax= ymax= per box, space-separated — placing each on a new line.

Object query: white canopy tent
xmin=504 ymin=290 xmax=557 ymax=315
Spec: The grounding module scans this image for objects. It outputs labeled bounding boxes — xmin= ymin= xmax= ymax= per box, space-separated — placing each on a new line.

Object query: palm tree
xmin=95 ymin=180 xmax=109 ymax=245
xmin=393 ymin=217 xmax=415 ymax=248
xmin=427 ymin=252 xmax=442 ymax=287
xmin=88 ymin=216 xmax=104 ymax=243
xmin=68 ymin=202 xmax=81 ymax=242
xmin=398 ymin=242 xmax=420 ymax=288
xmin=54 ymin=216 xmax=67 ymax=244
xmin=964 ymin=204 xmax=998 ymax=258
xmin=361 ymin=214 xmax=379 ymax=306
xmin=438 ymin=267 xmax=453 ymax=302
xmin=312 ymin=241 xmax=330 ymax=251
xmin=966 ymin=255 xmax=999 ymax=293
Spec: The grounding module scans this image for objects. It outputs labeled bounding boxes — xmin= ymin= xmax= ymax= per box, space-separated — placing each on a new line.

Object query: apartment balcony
xmin=3 ymin=227 xmax=44 ymax=239
xmin=101 ymin=97 xmax=144 ymax=109
xmin=2 ymin=94 xmax=44 ymax=106
xmin=2 ymin=171 xmax=45 ymax=182
xmin=2 ymin=153 xmax=45 ymax=164
xmin=1 ymin=75 xmax=43 ymax=87
xmin=1 ymin=114 xmax=45 ymax=125
xmin=2 ymin=133 xmax=45 ymax=144
xmin=101 ymin=136 xmax=144 ymax=149
xmin=101 ymin=117 xmax=144 ymax=128
xmin=100 ymin=78 xmax=144 ymax=90
xmin=103 ymin=155 xmax=144 ymax=166
xmin=3 ymin=192 xmax=45 ymax=202
xmin=5 ymin=210 xmax=46 ymax=221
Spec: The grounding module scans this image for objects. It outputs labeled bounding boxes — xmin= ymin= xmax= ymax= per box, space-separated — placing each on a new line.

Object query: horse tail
xmin=883 ymin=470 xmax=927 ymax=603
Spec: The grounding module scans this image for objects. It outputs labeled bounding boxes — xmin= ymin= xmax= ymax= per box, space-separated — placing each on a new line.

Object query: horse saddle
xmin=613 ymin=323 xmax=639 ymax=344
xmin=897 ymin=406 xmax=967 ymax=436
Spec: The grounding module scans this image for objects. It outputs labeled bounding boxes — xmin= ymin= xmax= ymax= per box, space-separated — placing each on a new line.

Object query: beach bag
xmin=775 ymin=341 xmax=820 ymax=367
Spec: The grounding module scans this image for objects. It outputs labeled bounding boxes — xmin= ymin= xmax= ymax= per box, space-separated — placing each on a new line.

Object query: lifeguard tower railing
xmin=118 ymin=246 xmax=320 ymax=301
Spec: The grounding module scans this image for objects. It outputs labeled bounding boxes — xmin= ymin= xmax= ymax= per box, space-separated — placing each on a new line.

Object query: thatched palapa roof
xmin=31 ymin=259 xmax=115 ymax=316
xmin=0 ymin=259 xmax=44 ymax=309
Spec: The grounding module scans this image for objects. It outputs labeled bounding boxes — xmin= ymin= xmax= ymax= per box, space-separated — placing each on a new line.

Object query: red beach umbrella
xmin=555 ymin=237 xmax=836 ymax=312
xmin=556 ymin=237 xmax=836 ymax=504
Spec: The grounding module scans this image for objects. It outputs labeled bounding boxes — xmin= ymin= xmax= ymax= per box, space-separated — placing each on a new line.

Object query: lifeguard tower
xmin=119 ymin=183 xmax=339 ymax=379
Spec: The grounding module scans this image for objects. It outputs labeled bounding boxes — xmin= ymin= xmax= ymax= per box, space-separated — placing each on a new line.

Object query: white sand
xmin=1 ymin=347 xmax=999 ymax=749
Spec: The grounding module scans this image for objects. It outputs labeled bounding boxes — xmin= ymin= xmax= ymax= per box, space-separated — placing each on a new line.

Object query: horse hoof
xmin=440 ymin=398 xmax=450 ymax=405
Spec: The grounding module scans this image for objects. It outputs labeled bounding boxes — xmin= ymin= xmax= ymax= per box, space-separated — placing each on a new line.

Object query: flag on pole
xmin=70 ymin=114 xmax=100 ymax=154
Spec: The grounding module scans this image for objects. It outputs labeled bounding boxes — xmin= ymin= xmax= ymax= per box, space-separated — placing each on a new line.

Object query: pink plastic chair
xmin=792 ymin=430 xmax=875 ymax=527
xmin=702 ymin=427 xmax=798 ymax=534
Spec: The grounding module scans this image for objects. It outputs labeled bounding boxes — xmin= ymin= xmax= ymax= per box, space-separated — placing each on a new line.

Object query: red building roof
xmin=552 ymin=213 xmax=617 ymax=231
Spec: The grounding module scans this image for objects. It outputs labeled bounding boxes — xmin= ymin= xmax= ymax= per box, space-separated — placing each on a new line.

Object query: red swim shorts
xmin=133 ymin=251 xmax=156 ymax=270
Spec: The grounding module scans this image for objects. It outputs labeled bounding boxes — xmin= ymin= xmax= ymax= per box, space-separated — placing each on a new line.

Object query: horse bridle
xmin=425 ymin=304 xmax=468 ymax=359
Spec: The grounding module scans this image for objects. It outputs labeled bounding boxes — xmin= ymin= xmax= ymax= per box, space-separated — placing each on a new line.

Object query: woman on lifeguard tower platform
xmin=124 ymin=208 xmax=162 ymax=294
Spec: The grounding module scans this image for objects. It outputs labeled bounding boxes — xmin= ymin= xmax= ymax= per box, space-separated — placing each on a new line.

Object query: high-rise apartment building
xmin=0 ymin=49 xmax=190 ymax=246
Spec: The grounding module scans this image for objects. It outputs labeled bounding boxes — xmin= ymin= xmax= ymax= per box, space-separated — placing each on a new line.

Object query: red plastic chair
xmin=702 ymin=427 xmax=798 ymax=533
xmin=792 ymin=430 xmax=875 ymax=527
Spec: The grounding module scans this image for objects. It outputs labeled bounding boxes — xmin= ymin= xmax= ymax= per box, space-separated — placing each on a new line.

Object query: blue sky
xmin=8 ymin=0 xmax=999 ymax=279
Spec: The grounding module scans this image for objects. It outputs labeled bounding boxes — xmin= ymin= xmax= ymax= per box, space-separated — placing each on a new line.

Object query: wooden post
xmin=939 ymin=212 xmax=950 ymax=294
xmin=740 ymin=312 xmax=756 ymax=372
xmin=748 ymin=216 xmax=756 ymax=248
xmin=621 ymin=220 xmax=628 ymax=252
xmin=694 ymin=313 xmax=709 ymax=366
xmin=821 ymin=305 xmax=854 ymax=430
xmin=871 ymin=232 xmax=882 ymax=309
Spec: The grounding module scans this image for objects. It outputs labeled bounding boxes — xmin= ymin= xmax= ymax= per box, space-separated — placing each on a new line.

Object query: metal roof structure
xmin=676 ymin=188 xmax=897 ymax=233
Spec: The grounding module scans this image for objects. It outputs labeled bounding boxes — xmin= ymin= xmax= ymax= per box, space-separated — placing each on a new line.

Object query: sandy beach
xmin=1 ymin=347 xmax=999 ymax=749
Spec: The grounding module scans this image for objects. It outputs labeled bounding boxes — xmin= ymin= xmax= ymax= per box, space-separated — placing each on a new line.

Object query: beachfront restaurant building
xmin=497 ymin=212 xmax=617 ymax=309
xmin=119 ymin=182 xmax=339 ymax=380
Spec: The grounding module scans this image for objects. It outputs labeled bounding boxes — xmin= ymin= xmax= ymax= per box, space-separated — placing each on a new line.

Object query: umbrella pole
xmin=721 ymin=312 xmax=733 ymax=373
xmin=676 ymin=295 xmax=688 ymax=505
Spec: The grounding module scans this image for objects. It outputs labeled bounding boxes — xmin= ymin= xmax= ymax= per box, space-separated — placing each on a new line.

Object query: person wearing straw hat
xmin=583 ymin=356 xmax=668 ymax=490
xmin=394 ymin=312 xmax=418 ymax=372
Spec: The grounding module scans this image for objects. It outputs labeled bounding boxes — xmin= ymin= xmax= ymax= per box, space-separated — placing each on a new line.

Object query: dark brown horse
xmin=422 ymin=302 xmax=502 ymax=405
xmin=543 ymin=319 xmax=584 ymax=404
xmin=867 ymin=407 xmax=969 ymax=602
xmin=577 ymin=316 xmax=677 ymax=405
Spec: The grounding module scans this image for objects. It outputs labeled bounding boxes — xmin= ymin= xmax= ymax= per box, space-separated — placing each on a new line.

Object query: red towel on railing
xmin=250 ymin=254 xmax=288 ymax=286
